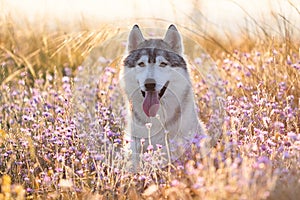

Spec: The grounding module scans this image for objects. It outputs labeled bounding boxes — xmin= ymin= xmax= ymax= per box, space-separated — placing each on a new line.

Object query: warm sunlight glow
xmin=1 ymin=0 xmax=300 ymax=199
xmin=2 ymin=0 xmax=300 ymax=35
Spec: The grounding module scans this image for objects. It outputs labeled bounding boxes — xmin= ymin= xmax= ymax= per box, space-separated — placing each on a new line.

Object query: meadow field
xmin=0 ymin=0 xmax=300 ymax=199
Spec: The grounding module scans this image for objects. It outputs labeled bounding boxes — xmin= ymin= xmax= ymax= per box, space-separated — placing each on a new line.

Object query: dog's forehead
xmin=124 ymin=48 xmax=187 ymax=69
xmin=138 ymin=39 xmax=173 ymax=52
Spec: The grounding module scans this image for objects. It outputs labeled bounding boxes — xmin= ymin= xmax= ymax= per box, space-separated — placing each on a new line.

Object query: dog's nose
xmin=144 ymin=78 xmax=156 ymax=91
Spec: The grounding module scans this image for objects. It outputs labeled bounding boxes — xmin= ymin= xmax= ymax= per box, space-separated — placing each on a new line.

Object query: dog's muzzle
xmin=141 ymin=80 xmax=169 ymax=117
xmin=141 ymin=81 xmax=169 ymax=99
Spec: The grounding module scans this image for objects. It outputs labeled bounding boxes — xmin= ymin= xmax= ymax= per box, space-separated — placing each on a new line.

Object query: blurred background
xmin=2 ymin=0 xmax=300 ymax=38
xmin=1 ymin=0 xmax=299 ymax=84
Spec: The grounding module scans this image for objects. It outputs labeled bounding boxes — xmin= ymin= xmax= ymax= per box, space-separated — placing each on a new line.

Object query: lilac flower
xmin=55 ymin=168 xmax=63 ymax=173
xmin=138 ymin=175 xmax=147 ymax=181
xmin=171 ymin=179 xmax=180 ymax=187
xmin=286 ymin=56 xmax=292 ymax=65
xmin=18 ymin=79 xmax=25 ymax=86
xmin=76 ymin=170 xmax=84 ymax=176
xmin=147 ymin=145 xmax=154 ymax=151
xmin=237 ymin=82 xmax=243 ymax=88
xmin=273 ymin=121 xmax=285 ymax=129
xmin=287 ymin=132 xmax=297 ymax=140
xmin=46 ymin=74 xmax=53 ymax=81
xmin=22 ymin=115 xmax=31 ymax=121
xmin=194 ymin=58 xmax=202 ymax=65
xmin=24 ymin=177 xmax=30 ymax=182
xmin=93 ymin=154 xmax=105 ymax=161
xmin=26 ymin=188 xmax=34 ymax=193
xmin=257 ymin=156 xmax=272 ymax=165
xmin=292 ymin=63 xmax=300 ymax=70
xmin=282 ymin=151 xmax=290 ymax=159
xmin=64 ymin=67 xmax=72 ymax=76
xmin=62 ymin=76 xmax=70 ymax=83
xmin=114 ymin=138 xmax=122 ymax=144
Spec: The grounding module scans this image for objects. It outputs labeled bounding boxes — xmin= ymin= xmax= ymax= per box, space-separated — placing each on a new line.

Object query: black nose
xmin=144 ymin=78 xmax=156 ymax=91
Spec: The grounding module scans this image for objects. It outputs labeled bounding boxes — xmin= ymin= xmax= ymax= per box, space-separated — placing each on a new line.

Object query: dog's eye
xmin=159 ymin=62 xmax=168 ymax=67
xmin=138 ymin=62 xmax=145 ymax=67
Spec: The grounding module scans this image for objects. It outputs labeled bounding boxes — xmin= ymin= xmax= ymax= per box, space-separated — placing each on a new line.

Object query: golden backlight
xmin=2 ymin=0 xmax=300 ymax=36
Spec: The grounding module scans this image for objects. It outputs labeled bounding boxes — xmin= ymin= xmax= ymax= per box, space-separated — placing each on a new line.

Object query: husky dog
xmin=119 ymin=24 xmax=207 ymax=169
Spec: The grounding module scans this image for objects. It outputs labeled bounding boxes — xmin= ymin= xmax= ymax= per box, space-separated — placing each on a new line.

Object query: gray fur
xmin=124 ymin=48 xmax=187 ymax=69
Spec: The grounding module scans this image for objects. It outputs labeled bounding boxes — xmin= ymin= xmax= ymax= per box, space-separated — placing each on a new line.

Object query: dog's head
xmin=121 ymin=25 xmax=188 ymax=117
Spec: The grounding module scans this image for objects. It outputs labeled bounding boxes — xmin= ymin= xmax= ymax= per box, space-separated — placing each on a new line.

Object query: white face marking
xmin=156 ymin=56 xmax=169 ymax=67
xmin=135 ymin=55 xmax=171 ymax=92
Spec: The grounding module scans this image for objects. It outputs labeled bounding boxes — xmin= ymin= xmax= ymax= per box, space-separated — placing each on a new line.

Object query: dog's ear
xmin=163 ymin=24 xmax=183 ymax=54
xmin=127 ymin=25 xmax=145 ymax=52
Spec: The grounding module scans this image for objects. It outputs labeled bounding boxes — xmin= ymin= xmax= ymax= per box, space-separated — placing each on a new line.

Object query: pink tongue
xmin=142 ymin=91 xmax=160 ymax=117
